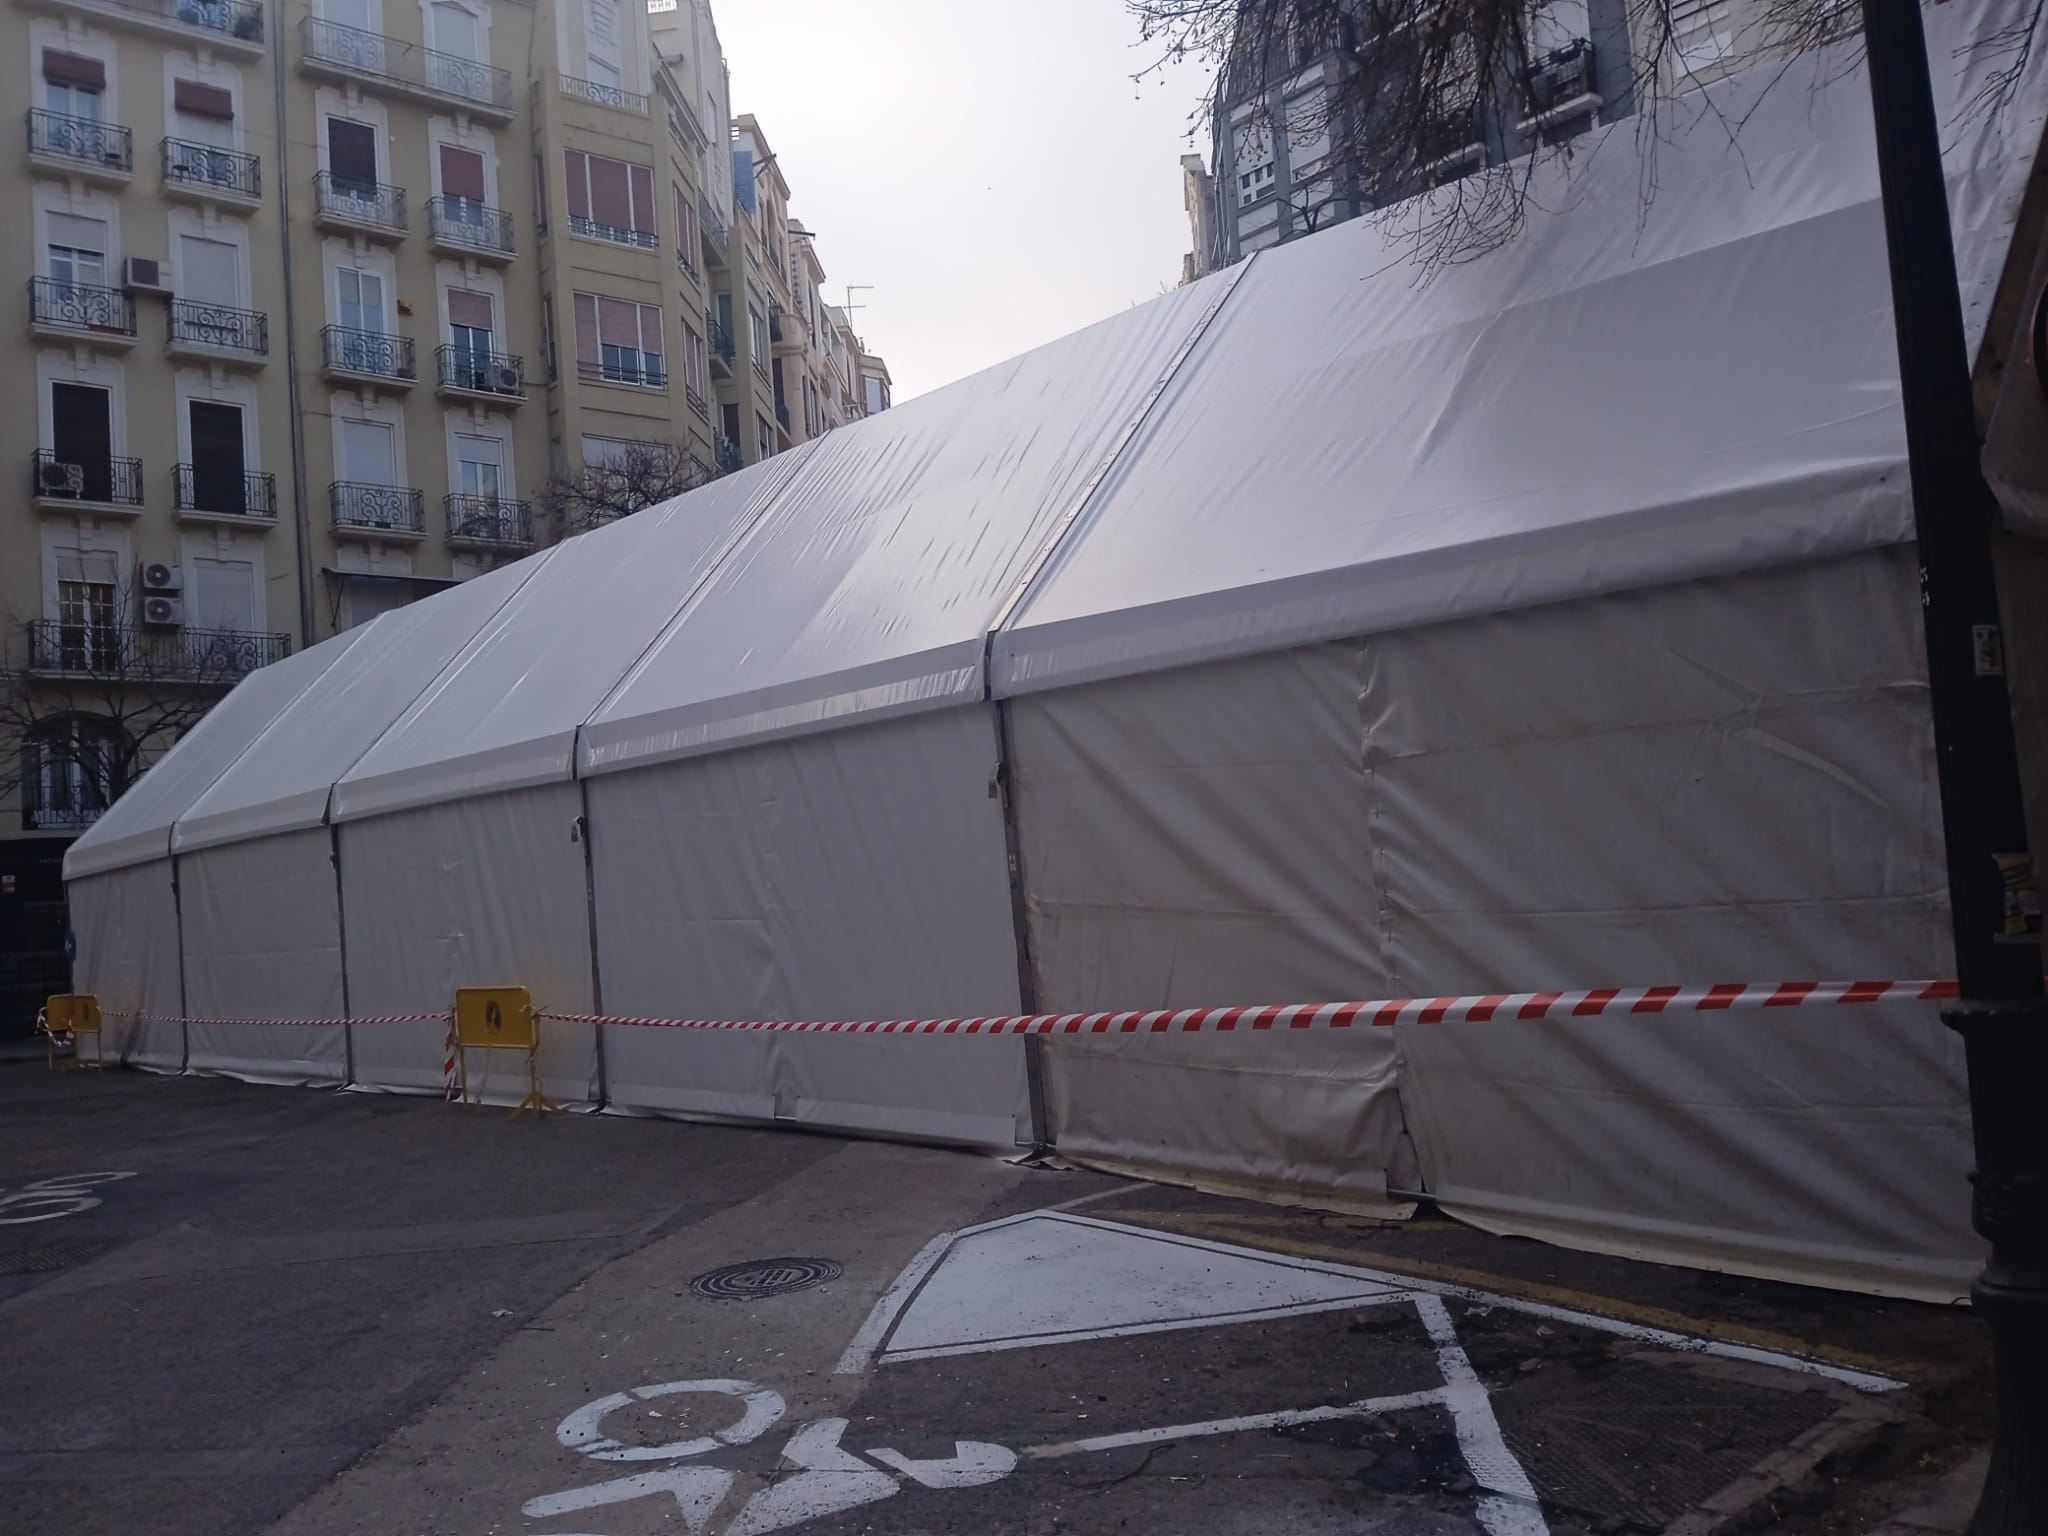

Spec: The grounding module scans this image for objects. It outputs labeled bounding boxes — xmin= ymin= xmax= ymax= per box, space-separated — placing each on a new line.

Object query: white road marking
xmin=881 ymin=1291 xmax=1414 ymax=1363
xmin=556 ymin=1379 xmax=785 ymax=1462
xmin=522 ymin=1464 xmax=735 ymax=1530
xmin=724 ymin=1418 xmax=900 ymax=1536
xmin=834 ymin=1229 xmax=958 ymax=1374
xmin=0 ymin=1170 xmax=138 ymax=1226
xmin=1020 ymin=1388 xmax=1451 ymax=1460
xmin=867 ymin=1440 xmax=1017 ymax=1488
xmin=1415 ymin=1293 xmax=1551 ymax=1536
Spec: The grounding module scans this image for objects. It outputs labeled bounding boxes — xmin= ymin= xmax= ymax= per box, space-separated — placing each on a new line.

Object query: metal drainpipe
xmin=271 ymin=4 xmax=317 ymax=645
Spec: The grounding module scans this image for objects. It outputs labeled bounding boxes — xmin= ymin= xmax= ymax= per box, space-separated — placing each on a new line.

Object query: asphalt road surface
xmin=0 ymin=1066 xmax=1993 ymax=1536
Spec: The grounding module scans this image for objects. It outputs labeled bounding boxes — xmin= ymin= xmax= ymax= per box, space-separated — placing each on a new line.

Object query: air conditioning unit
xmin=37 ymin=459 xmax=83 ymax=497
xmin=123 ymin=257 xmax=172 ymax=296
xmin=140 ymin=561 xmax=182 ymax=593
xmin=141 ymin=594 xmax=183 ymax=627
xmin=489 ymin=361 xmax=522 ymax=394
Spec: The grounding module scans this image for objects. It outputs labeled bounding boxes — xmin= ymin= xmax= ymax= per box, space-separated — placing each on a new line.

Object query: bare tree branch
xmin=545 ymin=441 xmax=718 ymax=539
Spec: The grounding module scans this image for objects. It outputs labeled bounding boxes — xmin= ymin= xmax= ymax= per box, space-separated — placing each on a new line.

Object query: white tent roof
xmin=330 ymin=453 xmax=811 ymax=822
xmin=61 ymin=630 xmax=366 ymax=880
xmin=61 ymin=0 xmax=2044 ymax=878
xmin=170 ymin=556 xmax=544 ymax=854
xmin=578 ymin=271 xmax=1233 ymax=774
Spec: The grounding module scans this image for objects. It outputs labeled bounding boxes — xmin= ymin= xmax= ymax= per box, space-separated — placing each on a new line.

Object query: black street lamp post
xmin=1859 ymin=3 xmax=2048 ymax=1530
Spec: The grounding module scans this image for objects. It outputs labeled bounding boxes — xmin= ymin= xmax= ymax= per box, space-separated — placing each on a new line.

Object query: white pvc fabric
xmin=66 ymin=863 xmax=183 ymax=1071
xmin=57 ymin=0 xmax=2046 ymax=1298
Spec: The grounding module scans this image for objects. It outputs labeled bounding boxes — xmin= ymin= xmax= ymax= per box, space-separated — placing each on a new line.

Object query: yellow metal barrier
xmin=39 ymin=994 xmax=105 ymax=1071
xmin=452 ymin=986 xmax=554 ymax=1119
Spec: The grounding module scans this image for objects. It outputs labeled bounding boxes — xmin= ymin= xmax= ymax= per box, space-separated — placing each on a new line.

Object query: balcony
xmin=427 ymin=196 xmax=514 ymax=262
xmin=568 ymin=214 xmax=657 ymax=250
xmin=299 ymin=17 xmax=513 ymax=119
xmin=161 ymin=137 xmax=261 ymax=207
xmin=330 ymin=481 xmax=425 ymax=541
xmin=706 ymin=307 xmax=734 ymax=377
xmin=435 ymin=344 xmax=525 ymax=404
xmin=172 ymin=464 xmax=277 ymax=524
xmin=321 ymin=325 xmax=417 ymax=390
xmin=714 ymin=434 xmax=742 ymax=475
xmin=577 ymin=356 xmax=666 ymax=390
xmin=699 ymin=195 xmax=729 ymax=267
xmin=685 ymin=383 xmax=708 ymax=421
xmin=559 ymin=73 xmax=647 ymax=115
xmin=1520 ymin=39 xmax=1600 ymax=132
xmin=444 ymin=494 xmax=533 ymax=552
xmin=15 ymin=0 xmax=264 ymax=57
xmin=313 ymin=171 xmax=407 ymax=240
xmin=25 ymin=619 xmax=289 ymax=685
xmin=31 ymin=448 xmax=144 ymax=514
xmin=28 ymin=277 xmax=136 ymax=348
xmin=166 ymin=299 xmax=268 ymax=365
xmin=26 ymin=109 xmax=132 ymax=184
xmin=770 ymin=303 xmax=805 ymax=357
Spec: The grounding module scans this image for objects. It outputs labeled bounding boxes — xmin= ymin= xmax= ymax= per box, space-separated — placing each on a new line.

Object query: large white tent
xmin=65 ymin=1 xmax=2048 ymax=1301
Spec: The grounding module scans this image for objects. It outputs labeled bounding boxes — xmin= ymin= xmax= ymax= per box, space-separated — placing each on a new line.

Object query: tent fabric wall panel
xmin=1008 ymin=643 xmax=1418 ymax=1208
xmin=578 ymin=270 xmax=1233 ymax=774
xmin=63 ymin=631 xmax=365 ymax=880
xmin=339 ymin=783 xmax=598 ymax=1105
xmin=67 ymin=863 xmax=184 ymax=1071
xmin=180 ymin=830 xmax=347 ymax=1084
xmin=588 ymin=706 xmax=1028 ymax=1145
xmin=1371 ymin=549 xmax=1973 ymax=1298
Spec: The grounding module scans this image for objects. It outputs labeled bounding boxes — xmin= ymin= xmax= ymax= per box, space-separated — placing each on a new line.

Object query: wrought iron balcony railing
xmin=578 ymin=356 xmax=667 ymax=389
xmin=699 ymin=194 xmax=729 ymax=256
xmin=435 ymin=344 xmax=525 ymax=398
xmin=32 ymin=448 xmax=143 ymax=507
xmin=568 ymin=213 xmax=657 ymax=249
xmin=168 ymin=299 xmax=268 ymax=356
xmin=686 ymin=384 xmax=709 ymax=420
xmin=330 ymin=481 xmax=425 ymax=534
xmin=161 ymin=136 xmax=261 ymax=197
xmin=1527 ymin=38 xmax=1596 ymax=117
xmin=427 ymin=195 xmax=514 ymax=256
xmin=707 ymin=308 xmax=735 ymax=361
xmin=78 ymin=0 xmax=265 ymax=44
xmin=322 ymin=324 xmax=416 ymax=381
xmin=28 ymin=276 xmax=135 ymax=337
xmin=714 ymin=434 xmax=743 ymax=475
xmin=301 ymin=17 xmax=512 ymax=113
xmin=25 ymin=619 xmax=289 ymax=681
xmin=314 ymin=170 xmax=408 ymax=232
xmin=559 ymin=73 xmax=648 ymax=114
xmin=27 ymin=109 xmax=132 ymax=172
xmin=173 ymin=464 xmax=277 ymax=517
xmin=444 ymin=494 xmax=533 ymax=549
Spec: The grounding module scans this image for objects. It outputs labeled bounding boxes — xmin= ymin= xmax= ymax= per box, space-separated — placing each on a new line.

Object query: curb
xmin=1864 ymin=1449 xmax=1990 ymax=1536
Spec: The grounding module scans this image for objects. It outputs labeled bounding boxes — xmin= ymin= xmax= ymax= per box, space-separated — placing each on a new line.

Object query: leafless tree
xmin=0 ymin=582 xmax=259 ymax=831
xmin=1135 ymin=0 xmax=2045 ymax=271
xmin=545 ymin=440 xmax=718 ymax=538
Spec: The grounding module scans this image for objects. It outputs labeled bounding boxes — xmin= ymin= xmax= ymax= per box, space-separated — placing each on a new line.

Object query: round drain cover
xmin=690 ymin=1256 xmax=843 ymax=1300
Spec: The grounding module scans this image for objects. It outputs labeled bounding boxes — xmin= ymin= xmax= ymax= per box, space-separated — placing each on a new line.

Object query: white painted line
xmin=835 ymin=1230 xmax=956 ymax=1375
xmin=1021 ymin=1388 xmax=1450 ymax=1461
xmin=1415 ymin=1294 xmax=1552 ymax=1536
xmin=1052 ymin=1213 xmax=1903 ymax=1393
xmin=522 ymin=1463 xmax=736 ymax=1529
xmin=880 ymin=1292 xmax=1414 ymax=1364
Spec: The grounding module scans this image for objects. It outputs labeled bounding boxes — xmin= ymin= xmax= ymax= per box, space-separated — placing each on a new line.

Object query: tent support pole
xmin=1860 ymin=4 xmax=2048 ymax=1530
xmin=578 ymin=777 xmax=609 ymax=1109
xmin=993 ymin=700 xmax=1049 ymax=1154
xmin=331 ymin=825 xmax=355 ymax=1088
xmin=172 ymin=854 xmax=190 ymax=1075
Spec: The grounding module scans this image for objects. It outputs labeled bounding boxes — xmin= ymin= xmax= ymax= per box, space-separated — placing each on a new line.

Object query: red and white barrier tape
xmin=105 ymin=1010 xmax=450 ymax=1028
xmin=532 ymin=979 xmax=1963 ymax=1035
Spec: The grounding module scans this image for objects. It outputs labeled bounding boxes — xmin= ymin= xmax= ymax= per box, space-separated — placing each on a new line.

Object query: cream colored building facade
xmin=1 ymin=0 xmax=888 ymax=1023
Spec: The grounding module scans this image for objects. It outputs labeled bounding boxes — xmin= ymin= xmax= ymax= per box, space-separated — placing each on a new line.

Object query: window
xmin=430 ymin=0 xmax=478 ymax=57
xmin=327 ymin=117 xmax=379 ymax=193
xmin=178 ymin=234 xmax=240 ymax=306
xmin=674 ymin=182 xmax=697 ymax=266
xmin=188 ymin=400 xmax=247 ymax=511
xmin=57 ymin=562 xmax=118 ymax=671
xmin=43 ymin=51 xmax=105 ymax=120
xmin=51 ymin=382 xmax=115 ymax=501
xmin=339 ymin=416 xmax=397 ymax=483
xmin=1235 ymin=123 xmax=1275 ymax=207
xmin=188 ymin=555 xmax=256 ymax=633
xmin=563 ymin=150 xmax=656 ymax=245
xmin=447 ymin=287 xmax=495 ymax=381
xmin=747 ymin=305 xmax=768 ymax=363
xmin=572 ymin=292 xmax=665 ymax=386
xmin=439 ymin=144 xmax=486 ymax=203
xmin=335 ymin=265 xmax=386 ymax=350
xmin=588 ymin=57 xmax=621 ymax=89
xmin=324 ymin=0 xmax=373 ymax=31
xmin=47 ymin=213 xmax=107 ymax=289
xmin=1668 ymin=0 xmax=1733 ymax=69
xmin=24 ymin=717 xmax=121 ymax=829
xmin=454 ymin=432 xmax=504 ymax=498
xmin=755 ymin=414 xmax=775 ymax=462
xmin=683 ymin=322 xmax=705 ymax=397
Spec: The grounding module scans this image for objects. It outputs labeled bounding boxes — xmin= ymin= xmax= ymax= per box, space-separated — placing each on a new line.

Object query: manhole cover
xmin=691 ymin=1257 xmax=843 ymax=1300
xmin=0 ymin=1242 xmax=104 ymax=1277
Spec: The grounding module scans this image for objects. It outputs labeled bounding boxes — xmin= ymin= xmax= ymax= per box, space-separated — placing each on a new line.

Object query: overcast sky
xmin=710 ymin=0 xmax=1214 ymax=400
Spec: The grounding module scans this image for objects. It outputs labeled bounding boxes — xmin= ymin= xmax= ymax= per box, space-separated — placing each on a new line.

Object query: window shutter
xmin=573 ymin=292 xmax=600 ymax=368
xmin=439 ymin=145 xmax=486 ymax=201
xmin=173 ymin=79 xmax=235 ymax=119
xmin=447 ymin=288 xmax=493 ymax=329
xmin=628 ymin=164 xmax=654 ymax=232
xmin=597 ymin=296 xmax=638 ymax=348
xmin=563 ymin=149 xmax=589 ymax=219
xmin=328 ymin=119 xmax=379 ymax=186
xmin=588 ymin=155 xmax=631 ymax=226
xmin=43 ymin=50 xmax=106 ymax=89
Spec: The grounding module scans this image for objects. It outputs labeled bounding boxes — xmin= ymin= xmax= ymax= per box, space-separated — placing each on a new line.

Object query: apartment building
xmin=4 ymin=0 xmax=889 ymax=1030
